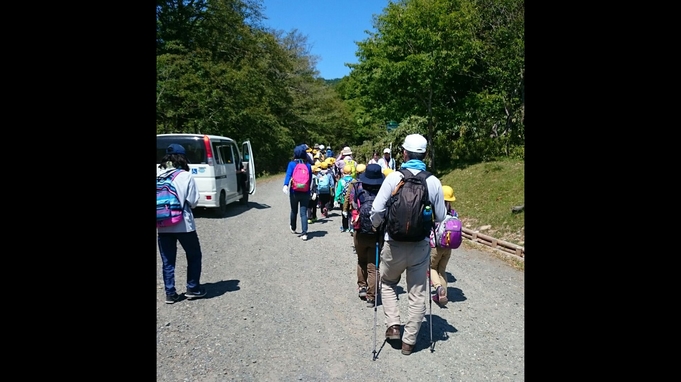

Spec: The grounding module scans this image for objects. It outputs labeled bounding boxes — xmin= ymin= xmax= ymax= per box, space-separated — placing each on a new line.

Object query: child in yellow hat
xmin=307 ymin=166 xmax=321 ymax=223
xmin=430 ymin=185 xmax=457 ymax=306
xmin=335 ymin=164 xmax=354 ymax=232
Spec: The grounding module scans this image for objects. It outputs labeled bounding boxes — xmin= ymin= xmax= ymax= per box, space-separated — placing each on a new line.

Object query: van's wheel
xmin=239 ymin=191 xmax=248 ymax=205
xmin=218 ymin=191 xmax=228 ymax=217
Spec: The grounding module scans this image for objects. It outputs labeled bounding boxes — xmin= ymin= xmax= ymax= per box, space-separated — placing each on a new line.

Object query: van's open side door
xmin=242 ymin=140 xmax=256 ymax=195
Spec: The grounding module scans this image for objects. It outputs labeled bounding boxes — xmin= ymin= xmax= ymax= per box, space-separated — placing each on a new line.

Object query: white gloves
xmin=311 ymin=193 xmax=317 ymax=201
xmin=342 ymin=211 xmax=348 ymax=218
xmin=282 ymin=185 xmax=289 ymax=194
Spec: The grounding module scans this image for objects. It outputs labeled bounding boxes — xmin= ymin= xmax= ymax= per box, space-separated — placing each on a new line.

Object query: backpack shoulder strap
xmin=158 ymin=168 xmax=182 ymax=181
xmin=415 ymin=170 xmax=431 ymax=181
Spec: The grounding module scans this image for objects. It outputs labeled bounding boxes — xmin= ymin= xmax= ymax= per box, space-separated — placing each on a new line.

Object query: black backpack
xmin=385 ymin=169 xmax=433 ymax=241
xmin=353 ymin=183 xmax=379 ymax=235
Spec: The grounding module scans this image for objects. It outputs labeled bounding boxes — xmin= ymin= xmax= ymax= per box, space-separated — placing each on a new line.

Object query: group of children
xmin=300 ymin=145 xmax=459 ymax=308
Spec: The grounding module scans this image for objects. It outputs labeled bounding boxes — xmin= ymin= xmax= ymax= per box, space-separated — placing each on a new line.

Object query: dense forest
xmin=157 ymin=0 xmax=524 ymax=175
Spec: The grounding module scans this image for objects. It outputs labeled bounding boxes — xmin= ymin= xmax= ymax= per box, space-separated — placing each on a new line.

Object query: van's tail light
xmin=203 ymin=135 xmax=214 ymax=166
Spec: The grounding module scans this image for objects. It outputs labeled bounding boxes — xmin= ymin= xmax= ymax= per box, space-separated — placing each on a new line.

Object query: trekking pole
xmin=428 ymin=268 xmax=434 ymax=352
xmin=372 ymin=233 xmax=380 ymax=361
xmin=428 ymin=224 xmax=435 ymax=352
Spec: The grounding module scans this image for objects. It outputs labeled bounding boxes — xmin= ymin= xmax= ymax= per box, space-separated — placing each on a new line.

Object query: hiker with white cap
xmin=377 ymin=147 xmax=396 ymax=171
xmin=369 ymin=133 xmax=447 ymax=355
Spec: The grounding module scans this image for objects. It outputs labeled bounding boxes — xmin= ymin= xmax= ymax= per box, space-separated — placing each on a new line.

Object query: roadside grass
xmin=438 ymin=159 xmax=525 ymax=247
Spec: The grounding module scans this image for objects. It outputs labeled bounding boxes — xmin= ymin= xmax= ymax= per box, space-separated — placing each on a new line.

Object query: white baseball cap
xmin=383 ymin=148 xmax=391 ymax=154
xmin=402 ymin=134 xmax=427 ymax=153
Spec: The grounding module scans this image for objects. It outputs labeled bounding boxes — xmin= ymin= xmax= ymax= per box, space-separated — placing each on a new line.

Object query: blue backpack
xmin=317 ymin=172 xmax=332 ymax=194
xmin=156 ymin=169 xmax=184 ymax=228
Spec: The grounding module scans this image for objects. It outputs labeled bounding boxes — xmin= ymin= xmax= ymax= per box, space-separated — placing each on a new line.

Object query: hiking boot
xmin=165 ymin=292 xmax=180 ymax=304
xmin=436 ymin=286 xmax=448 ymax=305
xmin=185 ymin=288 xmax=207 ymax=299
xmin=401 ymin=342 xmax=414 ymax=355
xmin=300 ymin=234 xmax=308 ymax=241
xmin=385 ymin=325 xmax=401 ymax=340
xmin=366 ymin=299 xmax=375 ymax=308
xmin=358 ymin=287 xmax=367 ymax=298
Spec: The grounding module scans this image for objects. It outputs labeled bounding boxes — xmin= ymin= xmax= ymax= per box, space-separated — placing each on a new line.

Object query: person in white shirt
xmin=377 ymin=148 xmax=395 ymax=171
xmin=368 ymin=151 xmax=380 ymax=165
xmin=157 ymin=144 xmax=206 ymax=303
xmin=369 ymin=134 xmax=446 ymax=356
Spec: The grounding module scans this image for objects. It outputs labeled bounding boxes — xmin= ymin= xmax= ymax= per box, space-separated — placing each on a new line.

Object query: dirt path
xmin=156 ymin=175 xmax=524 ymax=381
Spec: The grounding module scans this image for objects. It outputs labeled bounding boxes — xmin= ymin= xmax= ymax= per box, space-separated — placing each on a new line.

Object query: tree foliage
xmin=156 ymin=0 xmax=524 ymax=176
xmin=345 ymin=0 xmax=524 ymax=169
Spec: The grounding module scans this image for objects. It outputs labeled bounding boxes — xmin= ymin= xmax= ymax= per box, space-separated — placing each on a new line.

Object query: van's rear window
xmin=157 ymin=136 xmax=208 ymax=164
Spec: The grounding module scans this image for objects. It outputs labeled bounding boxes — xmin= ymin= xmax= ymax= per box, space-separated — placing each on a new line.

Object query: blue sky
xmin=261 ymin=0 xmax=390 ymax=80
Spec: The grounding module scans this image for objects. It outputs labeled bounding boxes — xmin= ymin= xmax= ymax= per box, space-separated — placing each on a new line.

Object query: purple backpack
xmin=430 ymin=212 xmax=462 ymax=249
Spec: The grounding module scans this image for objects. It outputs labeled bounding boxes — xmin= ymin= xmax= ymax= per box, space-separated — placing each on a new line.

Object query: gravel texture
xmin=156 ymin=175 xmax=524 ymax=381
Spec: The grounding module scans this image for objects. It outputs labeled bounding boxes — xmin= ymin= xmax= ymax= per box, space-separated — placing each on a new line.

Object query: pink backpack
xmin=290 ymin=161 xmax=310 ymax=192
xmin=430 ymin=212 xmax=462 ymax=249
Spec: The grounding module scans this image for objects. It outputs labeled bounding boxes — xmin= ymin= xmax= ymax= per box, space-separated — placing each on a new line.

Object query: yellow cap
xmin=442 ymin=185 xmax=456 ymax=202
xmin=343 ymin=164 xmax=352 ymax=174
xmin=356 ymin=164 xmax=366 ymax=174
xmin=320 ymin=162 xmax=328 ymax=169
xmin=312 ymin=166 xmax=320 ymax=173
xmin=382 ymin=168 xmax=394 ymax=177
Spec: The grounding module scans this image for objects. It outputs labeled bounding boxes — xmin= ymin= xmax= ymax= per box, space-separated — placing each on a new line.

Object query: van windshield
xmin=157 ymin=136 xmax=208 ymax=164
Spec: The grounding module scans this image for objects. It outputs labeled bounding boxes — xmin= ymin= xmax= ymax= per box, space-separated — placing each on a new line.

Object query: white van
xmin=156 ymin=134 xmax=256 ymax=215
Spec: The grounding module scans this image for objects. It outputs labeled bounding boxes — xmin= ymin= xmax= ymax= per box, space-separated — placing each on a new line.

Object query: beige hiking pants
xmin=379 ymin=238 xmax=430 ymax=346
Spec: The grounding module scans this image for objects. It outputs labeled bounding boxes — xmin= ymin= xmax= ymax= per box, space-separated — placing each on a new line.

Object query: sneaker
xmin=358 ymin=287 xmax=367 ymax=298
xmin=339 ymin=227 xmax=346 ymax=233
xmin=185 ymin=288 xmax=207 ymax=299
xmin=311 ymin=217 xmax=317 ymax=223
xmin=165 ymin=292 xmax=180 ymax=304
xmin=348 ymin=227 xmax=354 ymax=233
xmin=300 ymin=234 xmax=307 ymax=241
xmin=322 ymin=208 xmax=328 ymax=217
xmin=385 ymin=325 xmax=401 ymax=340
xmin=366 ymin=299 xmax=375 ymax=308
xmin=290 ymin=225 xmax=296 ymax=234
xmin=307 ymin=219 xmax=312 ymax=224
xmin=436 ymin=286 xmax=448 ymax=305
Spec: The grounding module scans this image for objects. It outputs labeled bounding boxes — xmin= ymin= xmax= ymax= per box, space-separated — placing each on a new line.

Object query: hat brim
xmin=359 ymin=174 xmax=384 ymax=185
xmin=444 ymin=196 xmax=456 ymax=202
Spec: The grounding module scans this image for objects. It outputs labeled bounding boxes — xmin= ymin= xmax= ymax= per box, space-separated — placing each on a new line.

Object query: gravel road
xmin=156 ymin=175 xmax=525 ymax=382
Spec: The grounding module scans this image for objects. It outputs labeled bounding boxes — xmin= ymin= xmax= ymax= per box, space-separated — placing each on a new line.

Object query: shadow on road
xmin=193 ymin=202 xmax=271 ymax=219
xmin=447 ymin=287 xmax=466 ymax=303
xmin=201 ymin=279 xmax=240 ymax=299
